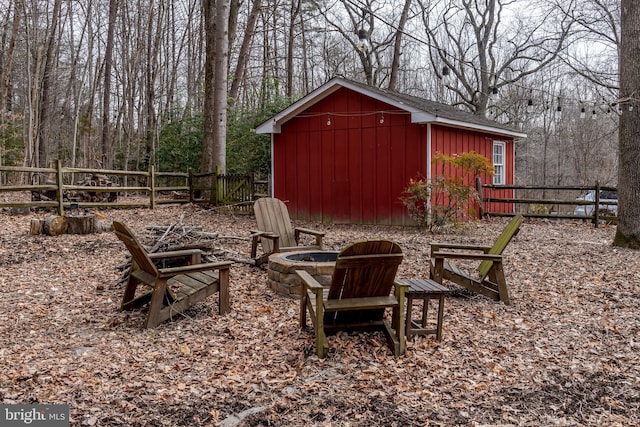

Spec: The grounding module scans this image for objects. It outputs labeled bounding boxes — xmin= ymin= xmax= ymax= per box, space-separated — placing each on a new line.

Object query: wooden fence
xmin=478 ymin=180 xmax=617 ymax=227
xmin=0 ymin=161 xmax=268 ymax=216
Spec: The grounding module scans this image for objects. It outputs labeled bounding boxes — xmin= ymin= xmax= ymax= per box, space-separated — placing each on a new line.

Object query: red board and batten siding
xmin=430 ymin=125 xmax=515 ymax=215
xmin=272 ymin=87 xmax=427 ymax=225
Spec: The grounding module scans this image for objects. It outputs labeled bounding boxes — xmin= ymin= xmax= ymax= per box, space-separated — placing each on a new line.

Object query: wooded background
xmin=0 ymin=0 xmax=621 ymax=187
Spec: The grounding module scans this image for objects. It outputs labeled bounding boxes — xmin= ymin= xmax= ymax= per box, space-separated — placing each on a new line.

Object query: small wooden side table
xmin=397 ymin=278 xmax=450 ymax=341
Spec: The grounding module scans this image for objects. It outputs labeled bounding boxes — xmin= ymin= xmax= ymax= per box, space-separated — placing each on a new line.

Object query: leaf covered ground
xmin=0 ymin=204 xmax=638 ymax=426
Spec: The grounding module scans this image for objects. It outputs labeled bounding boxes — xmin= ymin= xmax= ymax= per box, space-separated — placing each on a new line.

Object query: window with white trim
xmin=492 ymin=141 xmax=505 ymax=185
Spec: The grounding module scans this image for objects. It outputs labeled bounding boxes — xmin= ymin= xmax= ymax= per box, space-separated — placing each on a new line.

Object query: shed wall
xmin=272 ymin=87 xmax=427 ymax=225
xmin=430 ymin=124 xmax=515 ymax=214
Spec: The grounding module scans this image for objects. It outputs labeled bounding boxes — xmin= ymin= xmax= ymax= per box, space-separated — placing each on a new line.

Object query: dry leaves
xmin=0 ymin=204 xmax=639 ymax=426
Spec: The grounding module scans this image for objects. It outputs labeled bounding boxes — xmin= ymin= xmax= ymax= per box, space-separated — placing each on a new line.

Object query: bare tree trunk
xmin=286 ymin=0 xmax=301 ymax=98
xmin=202 ymin=0 xmax=216 ymax=173
xmin=144 ymin=0 xmax=163 ymax=169
xmin=229 ymin=0 xmax=261 ymax=106
xmin=388 ymin=0 xmax=411 ymax=91
xmin=614 ymin=0 xmax=640 ymax=248
xmin=299 ymin=9 xmax=310 ymax=94
xmin=102 ymin=0 xmax=118 ymax=169
xmin=213 ymin=0 xmax=230 ymax=173
xmin=37 ymin=0 xmax=63 ymax=168
xmin=0 ymin=0 xmax=21 ymax=113
xmin=228 ymin=0 xmax=240 ymax=71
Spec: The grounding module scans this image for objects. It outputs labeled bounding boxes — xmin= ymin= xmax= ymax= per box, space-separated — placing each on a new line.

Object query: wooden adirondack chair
xmin=429 ymin=214 xmax=523 ymax=305
xmin=114 ymin=221 xmax=232 ymax=328
xmin=250 ymin=197 xmax=325 ymax=266
xmin=297 ymin=239 xmax=409 ymax=358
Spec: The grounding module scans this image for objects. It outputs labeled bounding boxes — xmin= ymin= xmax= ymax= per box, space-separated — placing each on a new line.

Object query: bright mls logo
xmin=1 ymin=405 xmax=69 ymax=426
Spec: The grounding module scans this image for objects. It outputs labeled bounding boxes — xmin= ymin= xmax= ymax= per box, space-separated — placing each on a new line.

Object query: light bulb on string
xmin=355 ymin=29 xmax=370 ymax=53
xmin=554 ymin=96 xmax=562 ymax=119
xmin=326 ymin=116 xmax=331 ymax=126
xmin=580 ymin=106 xmax=586 ymax=119
xmin=441 ymin=66 xmax=451 ymax=85
xmin=379 ymin=113 xmax=385 ymax=124
xmin=592 ymin=110 xmax=597 ymax=120
xmin=526 ymin=99 xmax=534 ymax=114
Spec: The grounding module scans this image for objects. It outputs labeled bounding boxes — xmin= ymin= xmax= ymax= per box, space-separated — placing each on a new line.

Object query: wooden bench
xmin=397 ymin=278 xmax=450 ymax=341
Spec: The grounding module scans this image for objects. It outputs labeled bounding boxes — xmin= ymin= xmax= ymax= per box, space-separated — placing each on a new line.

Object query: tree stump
xmin=64 ymin=214 xmax=97 ymax=234
xmin=43 ymin=215 xmax=67 ymax=236
xmin=30 ymin=219 xmax=45 ymax=235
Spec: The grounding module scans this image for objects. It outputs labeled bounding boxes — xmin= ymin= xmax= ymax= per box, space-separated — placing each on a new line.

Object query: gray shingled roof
xmin=345 ymin=78 xmax=522 ymax=135
xmin=255 ymin=77 xmax=526 ymax=138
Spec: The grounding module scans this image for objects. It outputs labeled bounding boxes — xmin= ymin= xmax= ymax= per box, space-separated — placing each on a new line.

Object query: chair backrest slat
xmin=328 ymin=240 xmax=403 ymax=301
xmin=254 ymin=198 xmax=297 ymax=250
xmin=477 ymin=214 xmax=523 ymax=279
xmin=113 ymin=221 xmax=158 ymax=277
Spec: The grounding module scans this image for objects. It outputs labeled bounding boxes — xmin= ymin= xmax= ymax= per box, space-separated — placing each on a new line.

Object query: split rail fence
xmin=0 ymin=161 xmax=268 ymax=216
xmin=478 ymin=180 xmax=617 ymax=227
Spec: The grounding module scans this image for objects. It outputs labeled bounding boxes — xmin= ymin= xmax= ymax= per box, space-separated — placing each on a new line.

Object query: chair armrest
xmin=294 ymin=227 xmax=325 ymax=248
xmin=250 ymin=230 xmax=278 ymax=238
xmin=148 ymin=249 xmax=202 ymax=259
xmin=295 ymin=269 xmax=323 ymax=293
xmin=430 ymin=242 xmax=493 ymax=255
xmin=158 ymin=261 xmax=232 ymax=278
xmin=294 ymin=227 xmax=325 ymax=237
xmin=431 ymin=252 xmax=503 ymax=261
xmin=250 ymin=231 xmax=280 ymax=260
xmin=394 ymin=280 xmax=410 ymax=296
xmin=149 ymin=248 xmax=203 ymax=264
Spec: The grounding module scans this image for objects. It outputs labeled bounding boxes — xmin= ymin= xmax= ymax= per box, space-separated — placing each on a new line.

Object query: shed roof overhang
xmin=254 ymin=77 xmax=527 ymax=139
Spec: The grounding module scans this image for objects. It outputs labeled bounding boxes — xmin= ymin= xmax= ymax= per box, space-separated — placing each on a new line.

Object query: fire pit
xmin=267 ymin=250 xmax=338 ymax=297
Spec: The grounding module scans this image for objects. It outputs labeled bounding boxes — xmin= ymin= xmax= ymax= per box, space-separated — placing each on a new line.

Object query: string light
xmin=343 ymin=0 xmax=636 ymax=117
xmin=526 ymin=99 xmax=534 ymax=114
xmin=355 ymin=29 xmax=370 ymax=53
xmin=326 ymin=116 xmax=331 ymax=126
xmin=379 ymin=113 xmax=385 ymax=124
xmin=441 ymin=66 xmax=451 ymax=85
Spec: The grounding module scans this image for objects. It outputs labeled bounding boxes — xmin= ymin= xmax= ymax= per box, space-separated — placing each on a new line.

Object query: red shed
xmin=255 ymin=77 xmax=526 ymax=225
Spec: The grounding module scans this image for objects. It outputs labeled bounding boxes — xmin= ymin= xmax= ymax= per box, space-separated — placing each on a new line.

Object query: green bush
xmin=156 ymin=113 xmax=204 ymax=173
xmin=0 ymin=113 xmax=24 ymax=166
xmin=226 ymin=96 xmax=291 ymax=178
xmin=155 ymin=96 xmax=291 ymax=176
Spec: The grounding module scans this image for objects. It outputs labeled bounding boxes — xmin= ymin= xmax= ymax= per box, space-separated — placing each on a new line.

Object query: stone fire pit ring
xmin=267 ymin=250 xmax=339 ymax=297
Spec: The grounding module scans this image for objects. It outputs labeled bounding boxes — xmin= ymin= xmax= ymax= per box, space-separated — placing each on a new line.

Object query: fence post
xmin=211 ymin=165 xmax=219 ymax=205
xmin=147 ymin=165 xmax=156 ymax=209
xmin=56 ymin=160 xmax=64 ymax=216
xmin=593 ymin=180 xmax=600 ymax=228
xmin=149 ymin=164 xmax=156 ymax=209
xmin=188 ymin=168 xmax=194 ymax=203
xmin=476 ymin=177 xmax=484 ymax=219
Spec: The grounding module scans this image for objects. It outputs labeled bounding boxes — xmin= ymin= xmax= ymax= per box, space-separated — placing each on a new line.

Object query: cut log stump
xmin=43 ymin=215 xmax=67 ymax=236
xmin=30 ymin=219 xmax=45 ymax=235
xmin=65 ymin=214 xmax=96 ymax=234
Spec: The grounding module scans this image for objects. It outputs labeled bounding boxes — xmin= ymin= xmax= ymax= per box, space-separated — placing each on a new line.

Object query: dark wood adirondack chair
xmin=250 ymin=198 xmax=325 ymax=266
xmin=429 ymin=214 xmax=523 ymax=305
xmin=114 ymin=221 xmax=232 ymax=328
xmin=297 ymin=239 xmax=409 ymax=358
